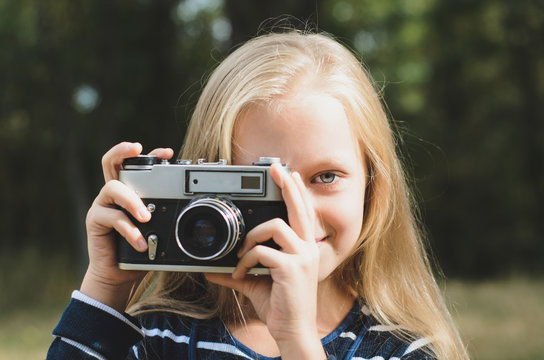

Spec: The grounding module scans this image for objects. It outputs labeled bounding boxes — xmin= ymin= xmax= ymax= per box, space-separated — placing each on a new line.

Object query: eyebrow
xmin=296 ymin=154 xmax=356 ymax=173
xmin=302 ymin=146 xmax=367 ymax=170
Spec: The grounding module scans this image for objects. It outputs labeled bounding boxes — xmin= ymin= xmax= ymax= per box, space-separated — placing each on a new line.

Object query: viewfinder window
xmin=241 ymin=176 xmax=260 ymax=190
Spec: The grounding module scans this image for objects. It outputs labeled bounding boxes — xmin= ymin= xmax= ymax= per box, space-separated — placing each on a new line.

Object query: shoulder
xmin=326 ymin=301 xmax=435 ymax=360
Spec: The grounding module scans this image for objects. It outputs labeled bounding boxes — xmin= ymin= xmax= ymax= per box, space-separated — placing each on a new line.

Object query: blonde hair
xmin=128 ymin=31 xmax=468 ymax=360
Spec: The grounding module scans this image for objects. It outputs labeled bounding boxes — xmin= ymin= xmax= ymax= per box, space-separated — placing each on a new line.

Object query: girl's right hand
xmin=80 ymin=142 xmax=174 ymax=312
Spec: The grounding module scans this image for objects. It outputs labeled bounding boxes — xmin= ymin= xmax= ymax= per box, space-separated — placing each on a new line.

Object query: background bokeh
xmin=1 ymin=0 xmax=543 ymax=358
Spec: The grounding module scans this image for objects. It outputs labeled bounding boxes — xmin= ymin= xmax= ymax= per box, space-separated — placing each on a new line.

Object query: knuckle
xmin=253 ymin=244 xmax=266 ymax=255
xmin=252 ymin=245 xmax=270 ymax=260
xmin=102 ymin=142 xmax=129 ymax=166
xmin=271 ymin=217 xmax=286 ymax=229
xmin=85 ymin=207 xmax=96 ymax=226
xmin=103 ymin=179 xmax=122 ymax=193
xmin=98 ymin=182 xmax=113 ymax=198
xmin=115 ymin=217 xmax=137 ymax=238
xmin=101 ymin=153 xmax=110 ymax=168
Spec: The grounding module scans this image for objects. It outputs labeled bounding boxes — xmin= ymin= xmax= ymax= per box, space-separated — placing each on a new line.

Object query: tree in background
xmin=1 ymin=0 xmax=542 ymax=279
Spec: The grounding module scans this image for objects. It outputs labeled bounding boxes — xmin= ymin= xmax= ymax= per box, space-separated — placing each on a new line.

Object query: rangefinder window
xmin=186 ymin=171 xmax=264 ymax=194
xmin=241 ymin=176 xmax=260 ymax=190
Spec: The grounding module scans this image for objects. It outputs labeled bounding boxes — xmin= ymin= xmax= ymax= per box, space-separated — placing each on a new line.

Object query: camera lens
xmin=192 ymin=219 xmax=217 ymax=248
xmin=176 ymin=196 xmax=244 ymax=260
xmin=178 ymin=210 xmax=225 ymax=258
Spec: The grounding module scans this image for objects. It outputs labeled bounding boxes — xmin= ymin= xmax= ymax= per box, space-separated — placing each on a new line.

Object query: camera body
xmin=116 ymin=155 xmax=288 ymax=274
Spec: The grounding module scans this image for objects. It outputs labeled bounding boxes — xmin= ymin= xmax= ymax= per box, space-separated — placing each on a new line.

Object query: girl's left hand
xmin=206 ymin=163 xmax=324 ymax=359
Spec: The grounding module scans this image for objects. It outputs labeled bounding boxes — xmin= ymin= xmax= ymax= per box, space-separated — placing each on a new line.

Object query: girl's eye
xmin=317 ymin=172 xmax=336 ymax=184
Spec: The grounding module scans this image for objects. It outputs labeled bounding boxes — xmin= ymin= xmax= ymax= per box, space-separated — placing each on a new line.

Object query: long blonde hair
xmin=128 ymin=31 xmax=468 ymax=360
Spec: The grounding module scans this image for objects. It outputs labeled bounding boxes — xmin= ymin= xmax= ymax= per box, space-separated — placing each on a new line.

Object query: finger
xmin=286 ymin=171 xmax=314 ymax=241
xmin=148 ymin=147 xmax=174 ymax=160
xmin=237 ymin=218 xmax=299 ymax=258
xmin=233 ymin=245 xmax=285 ymax=279
xmin=270 ymin=164 xmax=313 ymax=241
xmin=89 ymin=207 xmax=148 ymax=252
xmin=205 ymin=273 xmax=245 ymax=292
xmin=102 ymin=142 xmax=143 ymax=182
xmin=291 ymin=171 xmax=316 ymax=234
xmin=204 ymin=273 xmax=269 ymax=299
xmin=97 ymin=180 xmax=151 ymax=223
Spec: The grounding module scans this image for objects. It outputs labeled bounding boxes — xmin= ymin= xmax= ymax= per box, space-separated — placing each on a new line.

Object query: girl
xmin=48 ymin=31 xmax=468 ymax=360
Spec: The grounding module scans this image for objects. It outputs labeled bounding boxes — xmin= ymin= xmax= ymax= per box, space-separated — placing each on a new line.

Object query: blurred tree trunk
xmin=505 ymin=3 xmax=544 ymax=264
xmin=94 ymin=0 xmax=179 ymax=153
xmin=36 ymin=2 xmax=89 ymax=269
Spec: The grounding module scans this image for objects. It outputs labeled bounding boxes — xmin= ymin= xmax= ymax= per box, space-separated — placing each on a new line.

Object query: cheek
xmin=321 ymin=190 xmax=365 ymax=244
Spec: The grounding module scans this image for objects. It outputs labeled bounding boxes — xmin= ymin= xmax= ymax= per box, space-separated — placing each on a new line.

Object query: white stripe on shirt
xmin=197 ymin=341 xmax=255 ymax=360
xmin=141 ymin=327 xmax=254 ymax=359
xmin=340 ymin=331 xmax=357 ymax=340
xmin=351 ymin=338 xmax=431 ymax=360
xmin=132 ymin=345 xmax=139 ymax=359
xmin=142 ymin=327 xmax=190 ymax=344
xmin=339 ymin=324 xmax=402 ymax=342
xmin=60 ymin=337 xmax=107 ymax=360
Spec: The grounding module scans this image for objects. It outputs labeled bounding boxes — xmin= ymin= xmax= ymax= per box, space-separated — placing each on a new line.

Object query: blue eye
xmin=319 ymin=172 xmax=336 ymax=184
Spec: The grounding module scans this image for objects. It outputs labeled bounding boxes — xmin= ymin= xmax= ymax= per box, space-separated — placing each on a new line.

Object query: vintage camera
xmin=116 ymin=155 xmax=288 ymax=274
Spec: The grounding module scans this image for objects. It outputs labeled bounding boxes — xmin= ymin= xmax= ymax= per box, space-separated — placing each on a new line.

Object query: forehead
xmin=232 ymin=94 xmax=362 ymax=167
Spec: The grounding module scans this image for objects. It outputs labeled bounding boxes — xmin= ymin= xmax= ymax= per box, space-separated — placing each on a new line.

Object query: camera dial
xmin=252 ymin=157 xmax=282 ymax=166
xmin=175 ymin=196 xmax=245 ymax=260
xmin=123 ymin=155 xmax=160 ymax=170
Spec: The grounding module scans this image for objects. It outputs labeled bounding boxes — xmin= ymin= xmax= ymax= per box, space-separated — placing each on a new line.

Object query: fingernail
xmin=137 ymin=237 xmax=148 ymax=251
xmin=139 ymin=207 xmax=151 ymax=221
xmin=129 ymin=142 xmax=141 ymax=152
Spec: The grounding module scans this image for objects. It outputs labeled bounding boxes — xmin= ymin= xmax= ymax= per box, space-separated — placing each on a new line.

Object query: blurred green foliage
xmin=0 ymin=0 xmax=543 ymax=278
xmin=444 ymin=277 xmax=544 ymax=360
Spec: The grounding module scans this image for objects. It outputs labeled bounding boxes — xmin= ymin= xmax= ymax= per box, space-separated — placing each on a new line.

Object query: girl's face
xmin=232 ymin=93 xmax=367 ymax=282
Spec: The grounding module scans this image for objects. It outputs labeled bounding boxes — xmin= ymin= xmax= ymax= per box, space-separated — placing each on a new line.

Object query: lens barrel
xmin=175 ymin=197 xmax=244 ymax=260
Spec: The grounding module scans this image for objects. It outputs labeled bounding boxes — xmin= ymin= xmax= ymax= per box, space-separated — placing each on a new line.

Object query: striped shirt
xmin=48 ymin=291 xmax=434 ymax=360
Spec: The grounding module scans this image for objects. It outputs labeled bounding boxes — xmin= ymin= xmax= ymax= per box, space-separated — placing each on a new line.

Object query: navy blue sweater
xmin=47 ymin=291 xmax=434 ymax=359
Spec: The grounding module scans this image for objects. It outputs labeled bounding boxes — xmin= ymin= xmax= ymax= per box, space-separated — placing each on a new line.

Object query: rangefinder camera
xmin=116 ymin=155 xmax=288 ymax=274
